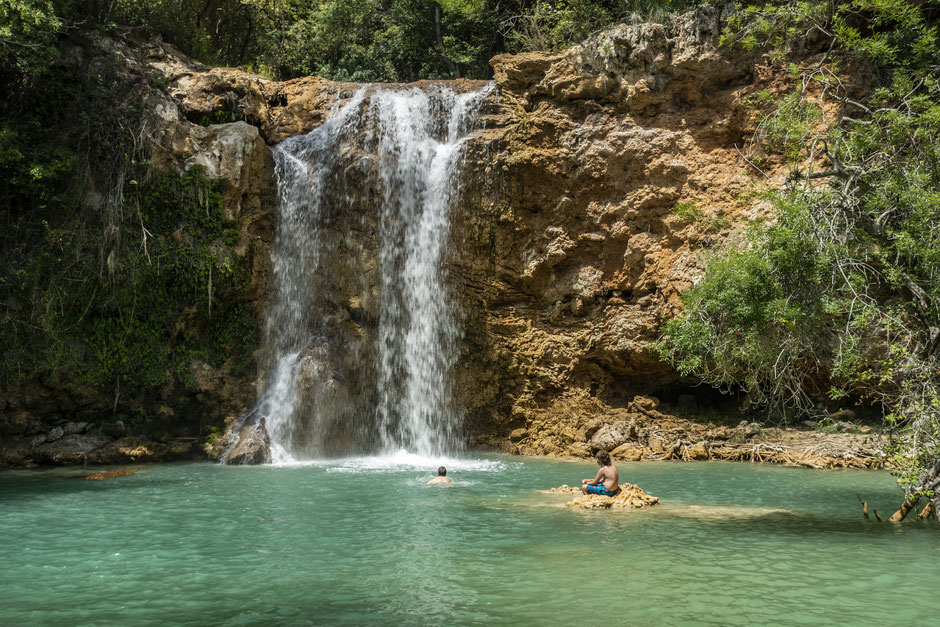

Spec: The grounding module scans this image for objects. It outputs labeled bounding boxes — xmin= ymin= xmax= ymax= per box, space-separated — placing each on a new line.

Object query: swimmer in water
xmin=427 ymin=466 xmax=453 ymax=485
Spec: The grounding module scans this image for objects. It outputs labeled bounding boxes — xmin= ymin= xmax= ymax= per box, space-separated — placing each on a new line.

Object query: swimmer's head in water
xmin=438 ymin=466 xmax=447 ymax=476
xmin=596 ymin=450 xmax=611 ymax=466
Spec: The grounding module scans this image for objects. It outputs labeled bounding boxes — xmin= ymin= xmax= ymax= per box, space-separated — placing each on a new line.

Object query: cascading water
xmin=247 ymin=84 xmax=491 ymax=463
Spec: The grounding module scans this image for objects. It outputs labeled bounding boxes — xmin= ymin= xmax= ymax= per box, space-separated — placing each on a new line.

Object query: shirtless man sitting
xmin=427 ymin=466 xmax=453 ymax=485
xmin=581 ymin=450 xmax=620 ymax=496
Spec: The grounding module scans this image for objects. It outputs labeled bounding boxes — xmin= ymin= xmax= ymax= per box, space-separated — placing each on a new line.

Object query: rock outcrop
xmin=542 ymin=483 xmax=660 ymax=509
xmin=0 ymin=417 xmax=203 ymax=466
xmin=452 ymin=5 xmax=795 ymax=453
xmin=219 ymin=417 xmax=272 ymax=465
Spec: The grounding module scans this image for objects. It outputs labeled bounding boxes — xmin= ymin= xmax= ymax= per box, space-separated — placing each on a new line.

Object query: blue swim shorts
xmin=585 ymin=484 xmax=617 ymax=496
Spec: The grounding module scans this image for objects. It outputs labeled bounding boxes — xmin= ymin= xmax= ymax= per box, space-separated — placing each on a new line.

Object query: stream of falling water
xmin=255 ymin=84 xmax=490 ymax=463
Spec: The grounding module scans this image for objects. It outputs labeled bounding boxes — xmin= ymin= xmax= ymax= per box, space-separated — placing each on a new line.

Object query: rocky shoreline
xmin=0 ymin=397 xmax=883 ymax=470
xmin=0 ymin=419 xmax=203 ymax=467
xmin=477 ymin=395 xmax=885 ymax=471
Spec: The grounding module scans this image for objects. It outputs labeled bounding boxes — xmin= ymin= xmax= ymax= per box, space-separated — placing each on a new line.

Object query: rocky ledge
xmin=492 ymin=395 xmax=884 ymax=470
xmin=0 ymin=419 xmax=203 ymax=467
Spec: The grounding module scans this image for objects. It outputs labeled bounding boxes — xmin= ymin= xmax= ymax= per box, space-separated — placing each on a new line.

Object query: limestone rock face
xmin=0 ymin=427 xmax=203 ymax=466
xmin=134 ymin=6 xmax=805 ymax=458
xmin=451 ymin=6 xmax=802 ymax=453
xmin=610 ymin=443 xmax=645 ymax=461
xmin=34 ymin=434 xmax=112 ymax=464
xmin=590 ymin=420 xmax=637 ymax=451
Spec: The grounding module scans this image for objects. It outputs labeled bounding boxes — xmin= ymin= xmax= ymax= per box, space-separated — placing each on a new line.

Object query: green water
xmin=1 ymin=454 xmax=937 ymax=625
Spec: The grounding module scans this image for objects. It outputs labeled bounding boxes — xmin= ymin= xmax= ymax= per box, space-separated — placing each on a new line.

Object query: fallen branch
xmin=857 ymin=494 xmax=869 ymax=519
xmin=915 ymin=501 xmax=935 ymax=521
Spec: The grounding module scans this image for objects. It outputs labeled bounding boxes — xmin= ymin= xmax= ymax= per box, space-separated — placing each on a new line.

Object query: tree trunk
xmin=888 ymin=496 xmax=920 ymax=522
xmin=915 ymin=501 xmax=935 ymax=521
xmin=857 ymin=494 xmax=869 ymax=519
xmin=434 ymin=4 xmax=460 ymax=79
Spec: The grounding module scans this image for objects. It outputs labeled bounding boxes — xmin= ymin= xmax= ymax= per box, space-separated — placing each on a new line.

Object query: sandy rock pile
xmin=540 ymin=483 xmax=660 ymax=509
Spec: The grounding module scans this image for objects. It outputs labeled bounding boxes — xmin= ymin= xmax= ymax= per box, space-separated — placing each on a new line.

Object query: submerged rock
xmin=538 ymin=484 xmax=581 ymax=494
xmin=82 ymin=465 xmax=151 ymax=480
xmin=223 ymin=418 xmax=271 ymax=465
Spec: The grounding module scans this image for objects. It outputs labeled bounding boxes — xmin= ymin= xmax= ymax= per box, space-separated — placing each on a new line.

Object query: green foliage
xmin=198 ymin=110 xmax=245 ymax=126
xmin=673 ymin=200 xmax=734 ymax=232
xmin=3 ymin=165 xmax=256 ymax=396
xmin=102 ymin=0 xmax=708 ymax=81
xmin=760 ymin=91 xmax=822 ymax=161
xmin=501 ymin=0 xmax=698 ymax=53
xmin=656 ymin=197 xmax=831 ymax=408
xmin=0 ymin=0 xmax=61 ymax=74
xmin=672 ymin=200 xmax=704 ymax=223
xmin=722 ymin=0 xmax=938 ymax=73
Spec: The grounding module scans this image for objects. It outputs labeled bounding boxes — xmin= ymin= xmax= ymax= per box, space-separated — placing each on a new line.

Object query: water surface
xmin=1 ymin=456 xmax=936 ymax=625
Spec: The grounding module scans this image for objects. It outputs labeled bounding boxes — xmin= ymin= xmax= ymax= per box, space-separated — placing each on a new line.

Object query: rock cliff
xmin=452 ymin=5 xmax=792 ymax=455
xmin=2 ymin=7 xmax=820 ymax=465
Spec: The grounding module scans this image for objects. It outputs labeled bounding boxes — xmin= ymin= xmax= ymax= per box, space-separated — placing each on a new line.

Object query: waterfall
xmin=252 ymin=84 xmax=490 ymax=463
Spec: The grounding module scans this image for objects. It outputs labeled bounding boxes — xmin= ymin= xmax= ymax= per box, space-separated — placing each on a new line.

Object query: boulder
xmin=509 ymin=428 xmax=527 ymax=442
xmin=86 ymin=437 xmax=169 ymax=464
xmin=64 ymin=421 xmax=89 ymax=435
xmin=46 ymin=426 xmax=65 ymax=442
xmin=686 ymin=441 xmax=709 ymax=460
xmin=828 ymin=409 xmax=856 ymax=422
xmin=101 ymin=421 xmax=127 ymax=438
xmin=632 ymin=396 xmax=660 ymax=411
xmin=34 ymin=434 xmax=113 ymax=464
xmin=705 ymin=427 xmax=730 ymax=441
xmin=648 ymin=433 xmax=670 ymax=453
xmin=589 ymin=420 xmax=636 ymax=451
xmin=565 ymin=442 xmax=592 ymax=458
xmin=223 ymin=418 xmax=271 ymax=465
xmin=564 ymin=483 xmax=660 ymax=510
xmin=735 ymin=421 xmax=761 ymax=438
xmin=0 ymin=439 xmax=34 ymax=467
xmin=610 ymin=442 xmax=645 ymax=461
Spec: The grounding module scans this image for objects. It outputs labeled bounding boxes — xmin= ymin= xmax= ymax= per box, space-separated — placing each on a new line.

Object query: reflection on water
xmin=1 ymin=458 xmax=937 ymax=625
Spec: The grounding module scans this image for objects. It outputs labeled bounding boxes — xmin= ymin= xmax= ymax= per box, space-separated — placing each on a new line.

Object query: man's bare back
xmin=581 ymin=451 xmax=620 ymax=495
xmin=427 ymin=466 xmax=452 ymax=485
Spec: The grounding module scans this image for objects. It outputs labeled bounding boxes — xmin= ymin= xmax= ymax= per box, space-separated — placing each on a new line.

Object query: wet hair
xmin=438 ymin=466 xmax=447 ymax=476
xmin=596 ymin=450 xmax=611 ymax=466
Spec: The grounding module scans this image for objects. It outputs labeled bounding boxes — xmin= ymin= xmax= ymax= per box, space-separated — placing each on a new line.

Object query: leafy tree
xmin=0 ymin=0 xmax=61 ymax=74
xmin=660 ymin=0 xmax=940 ymax=520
